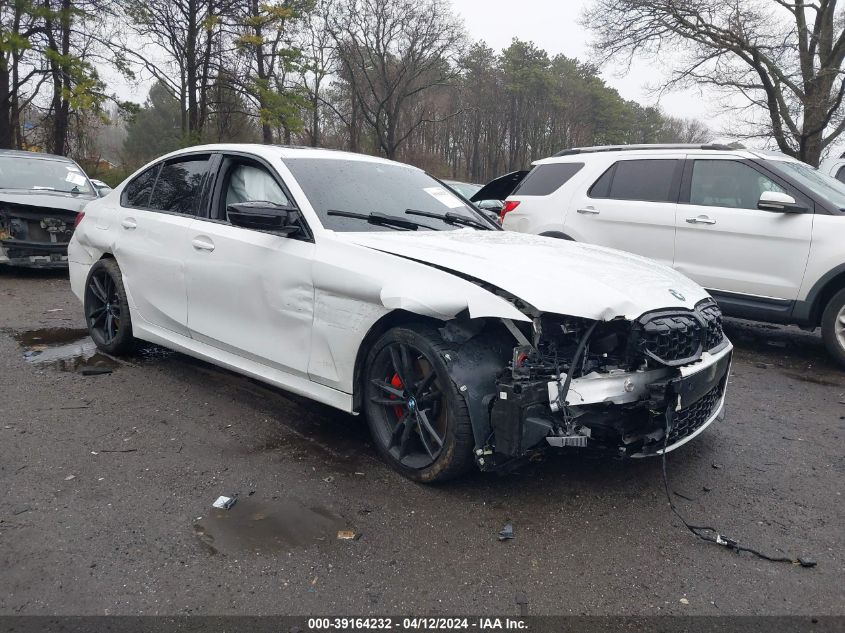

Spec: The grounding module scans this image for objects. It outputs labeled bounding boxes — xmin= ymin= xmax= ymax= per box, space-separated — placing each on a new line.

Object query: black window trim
xmin=836 ymin=164 xmax=845 ymax=183
xmin=588 ymin=157 xmax=684 ymax=203
xmin=119 ymin=150 xmax=215 ymax=218
xmin=680 ymin=157 xmax=815 ymax=215
xmin=512 ymin=161 xmax=585 ymax=197
xmin=201 ymin=150 xmax=314 ymax=243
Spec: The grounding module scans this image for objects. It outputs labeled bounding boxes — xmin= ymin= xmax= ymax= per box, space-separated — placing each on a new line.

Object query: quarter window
xmin=121 ymin=165 xmax=159 ymax=208
xmin=690 ymin=160 xmax=785 ymax=210
xmin=148 ymin=156 xmax=210 ymax=215
xmin=836 ymin=165 xmax=845 ymax=184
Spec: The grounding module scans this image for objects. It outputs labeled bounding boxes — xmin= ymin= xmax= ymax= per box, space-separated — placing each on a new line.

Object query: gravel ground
xmin=0 ymin=267 xmax=843 ymax=616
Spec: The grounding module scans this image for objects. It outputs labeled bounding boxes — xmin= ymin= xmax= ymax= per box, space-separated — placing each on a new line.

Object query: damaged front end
xmin=0 ymin=203 xmax=79 ymax=267
xmin=447 ymin=299 xmax=732 ymax=471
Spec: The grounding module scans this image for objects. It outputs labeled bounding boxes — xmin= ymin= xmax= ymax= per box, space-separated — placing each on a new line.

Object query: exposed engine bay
xmin=442 ymin=299 xmax=732 ymax=472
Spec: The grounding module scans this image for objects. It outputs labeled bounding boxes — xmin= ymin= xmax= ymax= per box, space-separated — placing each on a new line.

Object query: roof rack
xmin=552 ymin=143 xmax=745 ymax=157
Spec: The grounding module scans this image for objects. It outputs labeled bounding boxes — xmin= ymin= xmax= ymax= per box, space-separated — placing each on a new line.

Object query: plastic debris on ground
xmin=212 ymin=495 xmax=237 ymax=510
xmin=498 ymin=523 xmax=514 ymax=541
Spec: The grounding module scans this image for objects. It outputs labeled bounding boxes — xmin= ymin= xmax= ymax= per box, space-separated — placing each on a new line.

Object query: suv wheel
xmin=821 ymin=287 xmax=845 ymax=368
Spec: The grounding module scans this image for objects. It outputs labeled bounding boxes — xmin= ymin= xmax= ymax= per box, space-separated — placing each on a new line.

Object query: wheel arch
xmin=798 ymin=264 xmax=845 ymax=326
xmin=351 ymin=309 xmax=443 ymax=413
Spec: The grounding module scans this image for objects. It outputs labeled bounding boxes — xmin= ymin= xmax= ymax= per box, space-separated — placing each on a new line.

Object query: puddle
xmin=9 ymin=326 xmax=175 ymax=374
xmin=10 ymin=327 xmax=120 ymax=374
xmin=192 ymin=497 xmax=348 ymax=555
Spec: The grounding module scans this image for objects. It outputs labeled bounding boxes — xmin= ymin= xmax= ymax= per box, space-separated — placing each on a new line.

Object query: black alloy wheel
xmin=84 ymin=258 xmax=135 ymax=355
xmin=364 ymin=325 xmax=474 ymax=482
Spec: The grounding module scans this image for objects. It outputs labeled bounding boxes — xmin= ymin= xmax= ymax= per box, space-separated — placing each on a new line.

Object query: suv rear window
xmin=513 ymin=162 xmax=583 ymax=196
xmin=590 ymin=159 xmax=680 ymax=203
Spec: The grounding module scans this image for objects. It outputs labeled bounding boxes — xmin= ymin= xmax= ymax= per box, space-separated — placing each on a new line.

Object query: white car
xmin=68 ymin=144 xmax=732 ymax=482
xmin=501 ymin=144 xmax=845 ymax=366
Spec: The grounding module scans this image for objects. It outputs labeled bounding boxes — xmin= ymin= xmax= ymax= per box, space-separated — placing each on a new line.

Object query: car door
xmin=673 ymin=157 xmax=813 ymax=300
xmin=113 ymin=154 xmax=213 ymax=337
xmin=185 ymin=153 xmax=316 ymax=378
xmin=564 ymin=156 xmax=682 ymax=267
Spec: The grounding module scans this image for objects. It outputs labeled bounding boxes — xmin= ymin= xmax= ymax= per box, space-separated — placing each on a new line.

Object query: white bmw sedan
xmin=69 ymin=145 xmax=732 ymax=482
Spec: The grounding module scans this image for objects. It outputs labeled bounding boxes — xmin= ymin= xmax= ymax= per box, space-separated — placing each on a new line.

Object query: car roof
xmin=154 ymin=143 xmax=413 ymax=168
xmin=0 ymin=149 xmax=75 ymax=162
xmin=536 ymin=144 xmax=802 ymax=166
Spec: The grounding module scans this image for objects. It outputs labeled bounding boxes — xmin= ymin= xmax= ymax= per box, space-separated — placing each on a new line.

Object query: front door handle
xmin=191 ymin=236 xmax=215 ymax=252
xmin=686 ymin=215 xmax=717 ymax=225
xmin=577 ymin=207 xmax=600 ymax=215
xmin=121 ymin=218 xmax=137 ymax=230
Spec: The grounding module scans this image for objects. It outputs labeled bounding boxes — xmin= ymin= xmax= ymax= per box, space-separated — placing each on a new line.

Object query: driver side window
xmin=690 ymin=160 xmax=785 ymax=210
xmin=224 ymin=163 xmax=289 ymax=217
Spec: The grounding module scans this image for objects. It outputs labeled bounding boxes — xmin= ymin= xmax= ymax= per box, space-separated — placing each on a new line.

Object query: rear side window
xmin=513 ymin=162 xmax=583 ymax=196
xmin=121 ymin=165 xmax=159 ymax=208
xmin=148 ymin=156 xmax=210 ymax=215
xmin=590 ymin=159 xmax=680 ymax=203
xmin=836 ymin=165 xmax=845 ymax=184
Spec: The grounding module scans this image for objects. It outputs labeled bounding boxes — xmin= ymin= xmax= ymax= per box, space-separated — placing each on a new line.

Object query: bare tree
xmin=583 ymin=0 xmax=845 ymax=166
xmin=328 ymin=0 xmax=463 ymax=159
xmin=117 ymin=0 xmax=232 ymax=141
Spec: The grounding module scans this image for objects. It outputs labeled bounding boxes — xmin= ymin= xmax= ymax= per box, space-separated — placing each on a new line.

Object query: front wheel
xmin=84 ymin=258 xmax=136 ymax=355
xmin=363 ymin=325 xmax=475 ymax=483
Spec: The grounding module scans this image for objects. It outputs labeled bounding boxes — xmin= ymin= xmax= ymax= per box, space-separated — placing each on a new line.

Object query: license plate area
xmin=670 ymin=349 xmax=731 ymax=409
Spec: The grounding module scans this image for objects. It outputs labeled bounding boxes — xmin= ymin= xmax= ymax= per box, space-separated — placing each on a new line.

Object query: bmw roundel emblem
xmin=669 ymin=289 xmax=686 ymax=301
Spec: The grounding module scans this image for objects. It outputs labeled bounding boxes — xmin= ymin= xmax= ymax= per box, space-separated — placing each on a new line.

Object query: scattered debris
xmin=12 ymin=506 xmax=31 ymax=516
xmin=98 ymin=448 xmax=137 ymax=453
xmin=212 ymin=495 xmax=237 ymax=510
xmin=755 ymin=362 xmax=772 ymax=369
xmin=337 ymin=530 xmax=359 ymax=540
xmin=702 ymin=486 xmax=712 ymax=493
xmin=798 ymin=557 xmax=817 ymax=568
xmin=46 ymin=308 xmax=63 ymax=313
xmin=64 ymin=475 xmax=76 ymax=481
xmin=711 ymin=463 xmax=721 ymax=469
xmin=680 ymin=598 xmax=689 ymax=605
xmin=515 ymin=593 xmax=529 ymax=616
xmin=81 ymin=366 xmax=113 ymax=376
xmin=322 ymin=476 xmax=335 ymax=483
xmin=498 ymin=523 xmax=514 ymax=541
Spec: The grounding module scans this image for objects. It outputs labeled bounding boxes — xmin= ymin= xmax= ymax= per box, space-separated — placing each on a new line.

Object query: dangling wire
xmin=660 ymin=407 xmax=816 ymax=567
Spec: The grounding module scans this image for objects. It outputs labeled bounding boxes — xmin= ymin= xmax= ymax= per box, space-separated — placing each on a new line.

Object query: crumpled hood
xmin=341 ymin=230 xmax=710 ymax=321
xmin=0 ymin=190 xmax=94 ymax=213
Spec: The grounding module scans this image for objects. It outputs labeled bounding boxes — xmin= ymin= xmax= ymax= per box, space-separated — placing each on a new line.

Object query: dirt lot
xmin=0 ymin=267 xmax=843 ymax=617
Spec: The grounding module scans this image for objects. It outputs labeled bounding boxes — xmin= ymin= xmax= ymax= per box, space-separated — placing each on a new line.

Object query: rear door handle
xmin=121 ymin=218 xmax=137 ymax=230
xmin=686 ymin=216 xmax=717 ymax=225
xmin=577 ymin=207 xmax=600 ymax=215
xmin=191 ymin=236 xmax=215 ymax=252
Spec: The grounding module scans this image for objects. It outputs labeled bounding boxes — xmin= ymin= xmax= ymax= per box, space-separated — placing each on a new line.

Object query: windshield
xmin=283 ymin=158 xmax=493 ymax=232
xmin=771 ymin=160 xmax=845 ymax=210
xmin=0 ymin=156 xmax=94 ymax=195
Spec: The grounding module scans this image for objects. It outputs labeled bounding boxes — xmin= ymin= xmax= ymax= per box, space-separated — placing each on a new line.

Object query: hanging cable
xmin=659 ymin=406 xmax=816 ymax=568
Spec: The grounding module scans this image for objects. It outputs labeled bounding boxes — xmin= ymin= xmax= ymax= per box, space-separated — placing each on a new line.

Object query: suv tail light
xmin=73 ymin=212 xmax=85 ymax=228
xmin=499 ymin=200 xmax=520 ymax=223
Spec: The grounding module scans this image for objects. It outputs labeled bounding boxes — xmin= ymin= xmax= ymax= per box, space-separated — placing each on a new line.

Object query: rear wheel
xmin=84 ymin=258 xmax=136 ymax=355
xmin=363 ymin=325 xmax=475 ymax=483
xmin=821 ymin=287 xmax=845 ymax=369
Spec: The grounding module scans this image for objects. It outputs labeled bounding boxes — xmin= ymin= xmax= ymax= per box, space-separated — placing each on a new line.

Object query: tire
xmin=362 ymin=324 xmax=475 ymax=483
xmin=83 ymin=258 xmax=136 ymax=355
xmin=821 ymin=287 xmax=845 ymax=368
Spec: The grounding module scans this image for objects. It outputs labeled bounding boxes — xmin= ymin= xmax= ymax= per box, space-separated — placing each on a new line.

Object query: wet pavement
xmin=0 ymin=267 xmax=843 ymax=616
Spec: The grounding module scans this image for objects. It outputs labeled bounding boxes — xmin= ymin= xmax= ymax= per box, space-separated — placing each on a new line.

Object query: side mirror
xmin=227 ymin=201 xmax=301 ymax=235
xmin=757 ymin=191 xmax=807 ymax=213
xmin=476 ymin=199 xmax=504 ymax=212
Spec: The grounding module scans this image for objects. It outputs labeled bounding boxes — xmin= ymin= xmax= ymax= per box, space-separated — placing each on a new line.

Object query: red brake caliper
xmin=390 ymin=373 xmax=405 ymax=419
